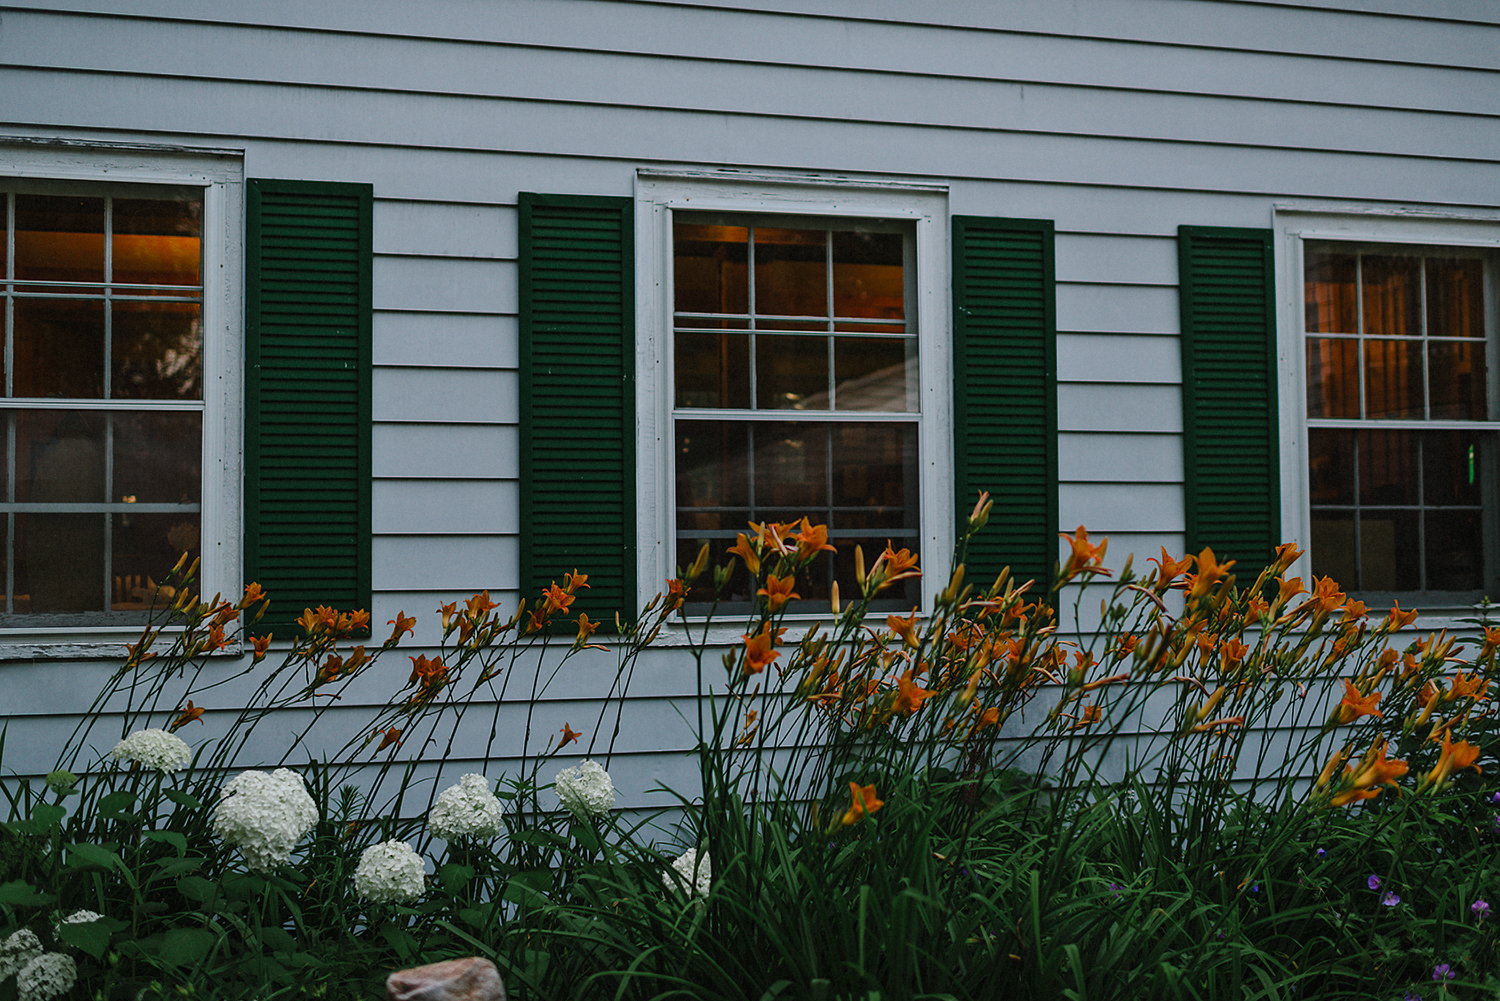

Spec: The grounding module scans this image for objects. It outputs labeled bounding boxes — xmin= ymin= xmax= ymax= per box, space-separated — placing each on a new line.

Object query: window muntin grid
xmin=1304 ymin=242 xmax=1498 ymax=595
xmin=672 ymin=213 xmax=920 ymax=607
xmin=0 ymin=185 xmax=203 ymax=621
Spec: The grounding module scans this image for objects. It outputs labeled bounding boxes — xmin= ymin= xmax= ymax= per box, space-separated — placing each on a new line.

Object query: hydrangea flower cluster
xmin=15 ymin=953 xmax=76 ymax=1001
xmin=212 ymin=768 xmax=318 ymax=872
xmin=109 ymin=728 xmax=191 ymax=772
xmin=56 ymin=910 xmax=102 ymax=928
xmin=354 ymin=840 xmax=426 ymax=903
xmin=0 ymin=929 xmax=42 ymax=981
xmin=554 ymin=759 xmax=615 ymax=818
xmin=663 ymin=847 xmax=713 ymax=899
xmin=428 ymin=773 xmax=504 ymax=841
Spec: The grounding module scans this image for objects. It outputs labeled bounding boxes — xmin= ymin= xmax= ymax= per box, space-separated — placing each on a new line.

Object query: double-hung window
xmin=0 ymin=142 xmax=241 ymax=640
xmin=636 ymin=174 xmax=952 ymax=614
xmin=1299 ymin=234 xmax=1498 ymax=597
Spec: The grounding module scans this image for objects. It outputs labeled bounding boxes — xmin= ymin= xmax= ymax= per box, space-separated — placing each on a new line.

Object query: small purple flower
xmin=1433 ymin=963 xmax=1454 ymax=981
xmin=1108 ymin=882 xmax=1122 ymax=898
xmin=1489 ymin=790 xmax=1500 ymax=804
xmin=1382 ymin=891 xmax=1401 ymax=907
xmin=1492 ymin=813 xmax=1500 ymax=834
xmin=1473 ymin=898 xmax=1490 ymax=919
xmin=1315 ymin=847 xmax=1327 ymax=859
xmin=1404 ymin=991 xmax=1423 ymax=1001
xmin=1251 ymin=882 xmax=1260 ymax=892
xmin=1368 ymin=874 xmax=1382 ymax=891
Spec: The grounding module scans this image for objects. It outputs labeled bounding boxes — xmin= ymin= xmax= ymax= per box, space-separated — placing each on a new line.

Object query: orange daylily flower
xmin=1334 ymin=679 xmax=1383 ymax=724
xmin=1276 ymin=576 xmax=1306 ymax=607
xmin=1339 ymin=600 xmax=1369 ymax=624
xmin=790 ymin=518 xmax=837 ymax=563
xmin=664 ymin=578 xmax=686 ymax=612
xmin=375 ymin=727 xmax=402 ymax=751
xmin=1445 ymin=670 xmax=1490 ymax=704
xmin=1273 ymin=542 xmax=1304 ymax=571
xmin=439 ymin=601 xmax=458 ymax=631
xmin=386 ymin=612 xmax=416 ymax=646
xmin=887 ymin=611 xmax=920 ymax=649
xmin=973 ymin=706 xmax=1001 ymax=731
xmin=758 ymin=574 xmax=800 ymax=613
xmin=1386 ymin=601 xmax=1419 ymax=631
xmin=559 ymin=723 xmax=581 ymax=747
xmin=1426 ymin=729 xmax=1483 ymax=789
xmin=840 ymin=781 xmax=884 ymax=826
xmin=1068 ymin=703 xmax=1104 ymax=731
xmin=1060 ymin=526 xmax=1109 ymax=579
xmin=541 ymin=583 xmax=575 ymax=617
xmin=315 ymin=653 xmax=344 ymax=687
xmin=466 ymin=590 xmax=498 ymax=621
xmin=296 ymin=607 xmax=321 ymax=636
xmin=1348 ymin=738 xmax=1409 ymax=790
xmin=751 ymin=520 xmax=795 ymax=557
xmin=1148 ymin=547 xmax=1193 ymax=585
xmin=240 ymin=581 xmax=266 ymax=608
xmin=1308 ymin=576 xmax=1345 ymax=615
xmin=727 ymin=532 xmax=761 ymax=577
xmin=1186 ymin=548 xmax=1234 ymax=601
xmin=347 ymin=609 xmax=371 ymax=633
xmin=563 ymin=570 xmax=590 ymax=593
xmin=742 ymin=626 xmax=786 ymax=676
xmin=893 ymin=670 xmax=934 ymax=715
xmin=872 ymin=545 xmax=922 ymax=592
xmin=250 ymin=633 xmax=272 ymax=661
xmin=575 ymin=612 xmax=600 ymax=643
xmin=170 ymin=700 xmax=205 ymax=732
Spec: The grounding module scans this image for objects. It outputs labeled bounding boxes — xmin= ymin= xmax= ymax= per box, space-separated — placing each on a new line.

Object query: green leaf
xmin=143 ymin=830 xmax=188 ymax=857
xmin=31 ymin=803 xmax=65 ymax=830
xmin=148 ymin=857 xmax=205 ymax=881
xmin=159 ymin=927 xmax=217 ymax=968
xmin=97 ymin=791 xmax=137 ymax=814
xmin=65 ymin=842 xmax=123 ymax=872
xmin=163 ymin=789 xmax=203 ymax=809
xmin=438 ymin=863 xmax=475 ymax=895
xmin=458 ymin=907 xmax=494 ymax=931
xmin=0 ymin=879 xmax=50 ymax=905
xmin=177 ymin=875 xmax=216 ymax=903
xmin=259 ymin=925 xmax=296 ymax=954
xmin=510 ymin=830 xmax=569 ymax=849
xmin=502 ymin=869 xmax=551 ymax=907
xmin=57 ymin=918 xmax=111 ymax=959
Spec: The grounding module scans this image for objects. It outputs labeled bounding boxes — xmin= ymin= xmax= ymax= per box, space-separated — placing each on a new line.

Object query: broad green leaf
xmin=177 ymin=875 xmax=216 ymax=903
xmin=31 ymin=803 xmax=65 ymax=830
xmin=438 ymin=863 xmax=475 ymax=895
xmin=162 ymin=789 xmax=203 ymax=809
xmin=65 ymin=842 xmax=123 ymax=872
xmin=0 ymin=879 xmax=50 ymax=905
xmin=97 ymin=791 xmax=137 ymax=814
xmin=458 ymin=907 xmax=494 ymax=930
xmin=144 ymin=830 xmax=188 ymax=857
xmin=158 ymin=927 xmax=216 ymax=968
xmin=57 ymin=919 xmax=110 ymax=959
xmin=510 ymin=830 xmax=568 ymax=849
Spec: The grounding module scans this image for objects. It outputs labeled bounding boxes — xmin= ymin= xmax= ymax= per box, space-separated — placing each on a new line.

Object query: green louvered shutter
xmin=245 ymin=179 xmax=373 ymax=634
xmin=1178 ymin=226 xmax=1279 ymax=568
xmin=518 ymin=194 xmax=635 ymax=625
xmin=952 ymin=217 xmax=1058 ymax=588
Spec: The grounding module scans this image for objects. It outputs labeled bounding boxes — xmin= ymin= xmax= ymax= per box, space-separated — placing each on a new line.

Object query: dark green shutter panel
xmin=518 ymin=193 xmax=635 ymax=625
xmin=1178 ymin=226 xmax=1279 ymax=568
xmin=952 ymin=216 xmax=1058 ymax=588
xmin=245 ymin=179 xmax=373 ymax=634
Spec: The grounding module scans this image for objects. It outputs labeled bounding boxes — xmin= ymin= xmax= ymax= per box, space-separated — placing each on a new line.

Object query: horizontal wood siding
xmin=4 ymin=0 xmax=1498 ymax=799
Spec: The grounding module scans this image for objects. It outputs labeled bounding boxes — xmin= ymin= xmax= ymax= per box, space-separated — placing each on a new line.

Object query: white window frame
xmin=1274 ymin=205 xmax=1500 ymax=618
xmin=634 ymin=169 xmax=953 ymax=624
xmin=0 ymin=138 xmax=243 ymax=658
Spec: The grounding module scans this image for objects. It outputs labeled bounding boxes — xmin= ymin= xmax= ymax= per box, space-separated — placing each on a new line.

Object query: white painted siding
xmin=2 ymin=0 xmax=1496 ymax=802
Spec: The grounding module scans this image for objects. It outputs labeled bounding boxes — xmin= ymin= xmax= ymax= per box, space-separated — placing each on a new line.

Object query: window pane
xmin=1304 ymin=246 xmax=1357 ymax=333
xmin=756 ymin=334 xmax=829 ymax=410
xmin=112 ymin=300 xmax=203 ymax=400
xmin=674 ymin=223 xmax=748 ymax=316
xmin=677 ymin=536 xmax=753 ymax=605
xmin=1360 ymin=511 xmax=1420 ymax=591
xmin=0 ymin=196 xmax=7 ymax=277
xmin=1310 ymin=512 xmax=1357 ymax=589
xmin=834 ymin=337 xmax=916 ymax=412
xmin=112 ymin=197 xmax=202 ymax=288
xmin=17 ymin=410 xmax=106 ymax=504
xmin=675 ymin=420 xmax=750 ymax=512
xmin=1306 ymin=338 xmax=1358 ymax=418
xmin=1428 ymin=339 xmax=1487 ymax=420
xmin=113 ymin=512 xmax=201 ymax=609
xmin=16 ymin=512 xmax=105 ymax=613
xmin=1426 ymin=257 xmax=1484 ymax=338
xmin=830 ymin=422 xmax=916 ymax=511
xmin=12 ymin=297 xmax=105 ymax=398
xmin=831 ymin=230 xmax=904 ymax=320
xmin=1359 ymin=429 xmax=1417 ymax=506
xmin=1362 ymin=254 xmax=1422 ymax=337
xmin=1307 ymin=428 xmax=1354 ymax=506
xmin=1425 ymin=509 xmax=1483 ymax=591
xmin=674 ymin=331 xmax=749 ymax=409
xmin=1424 ymin=430 xmax=1483 ymax=508
xmin=753 ymin=421 xmax=830 ymax=513
xmin=13 ymin=194 xmax=104 ymax=284
xmin=754 ymin=227 xmax=826 ymax=318
xmin=113 ymin=411 xmax=201 ymax=505
xmin=1364 ymin=339 xmax=1422 ymax=419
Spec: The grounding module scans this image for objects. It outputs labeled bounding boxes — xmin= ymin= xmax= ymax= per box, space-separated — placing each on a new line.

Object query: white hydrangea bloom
xmin=353 ymin=840 xmax=426 ymax=904
xmin=109 ymin=729 xmax=191 ymax=773
xmin=0 ymin=929 xmax=42 ymax=981
xmin=428 ymin=773 xmax=504 ymax=841
xmin=554 ymin=759 xmax=615 ymax=818
xmin=212 ymin=768 xmax=318 ymax=872
xmin=15 ymin=952 xmax=75 ymax=1001
xmin=664 ymin=847 xmax=712 ymax=899
xmin=55 ymin=910 xmax=103 ymax=929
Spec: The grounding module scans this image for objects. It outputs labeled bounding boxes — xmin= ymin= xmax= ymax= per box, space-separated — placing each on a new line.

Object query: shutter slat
xmin=952 ymin=216 xmax=1058 ymax=587
xmin=519 ymin=194 xmax=635 ymax=627
xmin=1179 ymin=226 xmax=1279 ymax=569
xmin=245 ymin=179 xmax=373 ymax=635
